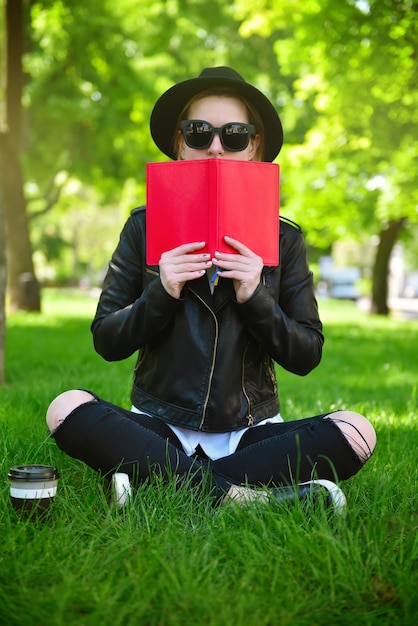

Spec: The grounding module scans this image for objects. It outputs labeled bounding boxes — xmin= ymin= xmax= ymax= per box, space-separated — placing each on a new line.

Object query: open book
xmin=146 ymin=159 xmax=280 ymax=265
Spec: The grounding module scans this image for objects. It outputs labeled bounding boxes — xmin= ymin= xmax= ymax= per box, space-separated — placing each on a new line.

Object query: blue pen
xmin=210 ymin=267 xmax=220 ymax=286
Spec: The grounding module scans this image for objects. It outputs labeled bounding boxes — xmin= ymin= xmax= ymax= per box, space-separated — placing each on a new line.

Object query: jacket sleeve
xmin=91 ymin=211 xmax=181 ymax=361
xmin=236 ymin=223 xmax=324 ymax=376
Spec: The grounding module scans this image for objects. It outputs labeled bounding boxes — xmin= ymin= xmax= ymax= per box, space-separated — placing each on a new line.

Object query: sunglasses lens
xmin=183 ymin=121 xmax=213 ymax=149
xmin=221 ymin=124 xmax=251 ymax=151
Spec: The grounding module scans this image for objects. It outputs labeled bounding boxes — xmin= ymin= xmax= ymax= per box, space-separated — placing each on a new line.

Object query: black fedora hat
xmin=150 ymin=66 xmax=283 ymax=162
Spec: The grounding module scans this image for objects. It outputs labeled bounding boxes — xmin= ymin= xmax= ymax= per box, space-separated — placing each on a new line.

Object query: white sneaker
xmin=270 ymin=479 xmax=347 ymax=515
xmin=111 ymin=472 xmax=132 ymax=508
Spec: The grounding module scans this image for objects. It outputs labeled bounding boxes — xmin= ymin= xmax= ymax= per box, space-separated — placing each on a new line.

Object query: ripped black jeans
xmin=52 ymin=393 xmax=365 ymax=503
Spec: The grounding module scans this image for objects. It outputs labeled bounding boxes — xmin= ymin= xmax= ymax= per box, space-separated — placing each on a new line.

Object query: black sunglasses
xmin=180 ymin=119 xmax=256 ymax=152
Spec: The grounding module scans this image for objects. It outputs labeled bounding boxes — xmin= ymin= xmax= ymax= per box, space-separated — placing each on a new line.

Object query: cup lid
xmin=8 ymin=465 xmax=60 ymax=482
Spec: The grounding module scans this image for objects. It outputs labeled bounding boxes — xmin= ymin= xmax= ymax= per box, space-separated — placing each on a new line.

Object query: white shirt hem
xmin=131 ymin=406 xmax=283 ymax=461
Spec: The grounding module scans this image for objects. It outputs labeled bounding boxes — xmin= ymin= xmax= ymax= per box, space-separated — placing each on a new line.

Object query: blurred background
xmin=1 ymin=0 xmax=417 ymax=318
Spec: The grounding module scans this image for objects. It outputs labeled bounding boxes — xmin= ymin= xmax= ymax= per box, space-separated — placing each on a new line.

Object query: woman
xmin=46 ymin=67 xmax=376 ymax=508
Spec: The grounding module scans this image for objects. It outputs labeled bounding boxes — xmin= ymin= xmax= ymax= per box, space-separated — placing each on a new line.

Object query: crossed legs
xmin=46 ymin=390 xmax=376 ymax=504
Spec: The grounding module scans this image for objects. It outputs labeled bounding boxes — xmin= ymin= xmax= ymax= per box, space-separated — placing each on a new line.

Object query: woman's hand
xmin=212 ymin=236 xmax=263 ymax=303
xmin=159 ymin=242 xmax=212 ymax=299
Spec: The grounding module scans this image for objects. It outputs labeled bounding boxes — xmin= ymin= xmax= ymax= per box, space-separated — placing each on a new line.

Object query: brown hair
xmin=172 ymin=87 xmax=265 ymax=161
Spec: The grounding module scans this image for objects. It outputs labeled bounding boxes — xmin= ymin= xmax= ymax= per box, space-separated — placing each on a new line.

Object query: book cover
xmin=146 ymin=159 xmax=280 ymax=265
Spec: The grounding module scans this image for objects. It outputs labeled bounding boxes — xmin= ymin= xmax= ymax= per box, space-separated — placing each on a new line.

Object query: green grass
xmin=0 ymin=289 xmax=417 ymax=626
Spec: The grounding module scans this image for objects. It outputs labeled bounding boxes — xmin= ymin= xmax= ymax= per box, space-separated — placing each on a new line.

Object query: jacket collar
xmin=188 ymin=274 xmax=235 ymax=311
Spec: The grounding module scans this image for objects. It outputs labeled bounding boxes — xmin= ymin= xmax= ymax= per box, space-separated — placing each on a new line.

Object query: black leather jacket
xmin=91 ymin=207 xmax=324 ymax=432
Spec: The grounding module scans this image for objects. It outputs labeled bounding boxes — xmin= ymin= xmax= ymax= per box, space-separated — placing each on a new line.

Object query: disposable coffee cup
xmin=8 ymin=465 xmax=59 ymax=517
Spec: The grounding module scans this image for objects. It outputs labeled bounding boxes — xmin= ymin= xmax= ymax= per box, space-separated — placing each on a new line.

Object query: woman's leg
xmin=47 ymin=393 xmax=376 ymax=505
xmin=46 ymin=390 xmax=97 ymax=432
xmin=212 ymin=411 xmax=376 ymax=490
xmin=46 ymin=390 xmax=232 ymax=502
xmin=325 ymin=411 xmax=376 ymax=463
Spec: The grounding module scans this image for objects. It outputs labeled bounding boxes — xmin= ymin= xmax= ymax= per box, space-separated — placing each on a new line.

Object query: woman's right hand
xmin=159 ymin=242 xmax=212 ymax=299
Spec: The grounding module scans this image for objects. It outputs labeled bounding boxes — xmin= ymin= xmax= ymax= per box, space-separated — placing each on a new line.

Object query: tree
xmin=0 ymin=4 xmax=5 ymax=385
xmin=5 ymin=0 xmax=415 ymax=317
xmin=235 ymin=0 xmax=418 ymax=313
xmin=0 ymin=140 xmax=5 ymax=385
xmin=1 ymin=0 xmax=40 ymax=311
xmin=2 ymin=0 xmax=285 ymax=303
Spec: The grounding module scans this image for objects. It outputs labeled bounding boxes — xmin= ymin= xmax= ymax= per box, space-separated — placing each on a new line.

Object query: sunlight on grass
xmin=1 ymin=290 xmax=417 ymax=626
xmin=41 ymin=287 xmax=99 ymax=318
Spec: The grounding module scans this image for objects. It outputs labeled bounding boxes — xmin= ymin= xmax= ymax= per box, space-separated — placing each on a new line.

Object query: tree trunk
xmin=2 ymin=0 xmax=40 ymax=312
xmin=371 ymin=217 xmax=407 ymax=315
xmin=0 ymin=143 xmax=6 ymax=386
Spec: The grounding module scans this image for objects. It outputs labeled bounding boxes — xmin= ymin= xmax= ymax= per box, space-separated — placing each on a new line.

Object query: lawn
xmin=0 ymin=289 xmax=417 ymax=626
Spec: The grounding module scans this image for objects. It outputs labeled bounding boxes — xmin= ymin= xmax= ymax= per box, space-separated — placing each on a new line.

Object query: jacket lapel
xmin=188 ymin=274 xmax=234 ymax=311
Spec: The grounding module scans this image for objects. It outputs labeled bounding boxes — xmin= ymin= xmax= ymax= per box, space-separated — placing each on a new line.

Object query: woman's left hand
xmin=212 ymin=236 xmax=263 ymax=303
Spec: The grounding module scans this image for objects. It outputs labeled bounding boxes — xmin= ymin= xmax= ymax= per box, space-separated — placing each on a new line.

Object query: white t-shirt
xmin=131 ymin=405 xmax=283 ymax=461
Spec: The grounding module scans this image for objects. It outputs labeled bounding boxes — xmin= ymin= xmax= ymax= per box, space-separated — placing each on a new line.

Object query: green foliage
xmin=2 ymin=0 xmax=418 ymax=286
xmin=18 ymin=0 xmax=287 ymax=284
xmin=30 ymin=185 xmax=129 ymax=285
xmin=235 ymin=0 xmax=418 ymax=248
xmin=0 ymin=291 xmax=417 ymax=625
xmin=24 ymin=0 xmax=155 ymax=190
xmin=22 ymin=0 xmax=283 ymax=199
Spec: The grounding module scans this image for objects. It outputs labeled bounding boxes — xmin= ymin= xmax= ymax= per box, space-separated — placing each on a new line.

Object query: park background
xmin=0 ymin=1 xmax=417 ymax=624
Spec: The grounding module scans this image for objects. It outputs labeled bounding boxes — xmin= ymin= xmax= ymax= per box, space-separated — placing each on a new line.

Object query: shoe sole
xmin=301 ymin=479 xmax=347 ymax=514
xmin=270 ymin=479 xmax=347 ymax=515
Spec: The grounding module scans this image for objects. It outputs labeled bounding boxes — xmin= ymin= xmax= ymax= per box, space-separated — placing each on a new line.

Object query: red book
xmin=146 ymin=159 xmax=280 ymax=265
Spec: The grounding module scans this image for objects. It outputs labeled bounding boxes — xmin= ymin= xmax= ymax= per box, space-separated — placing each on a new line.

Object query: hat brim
xmin=150 ymin=75 xmax=283 ymax=162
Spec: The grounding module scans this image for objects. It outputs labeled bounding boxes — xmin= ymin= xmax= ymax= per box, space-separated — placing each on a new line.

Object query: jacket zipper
xmin=189 ymin=289 xmax=219 ymax=430
xmin=241 ymin=342 xmax=254 ymax=426
xmin=268 ymin=358 xmax=278 ymax=395
xmin=134 ymin=345 xmax=148 ymax=372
